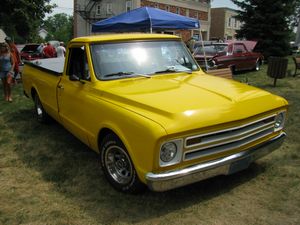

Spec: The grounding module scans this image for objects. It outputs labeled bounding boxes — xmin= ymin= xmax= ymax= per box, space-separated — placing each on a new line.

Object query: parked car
xmin=193 ymin=41 xmax=263 ymax=73
xmin=20 ymin=44 xmax=43 ymax=61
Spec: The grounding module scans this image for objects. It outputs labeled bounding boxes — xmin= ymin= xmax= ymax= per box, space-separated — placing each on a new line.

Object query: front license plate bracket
xmin=228 ymin=156 xmax=252 ymax=175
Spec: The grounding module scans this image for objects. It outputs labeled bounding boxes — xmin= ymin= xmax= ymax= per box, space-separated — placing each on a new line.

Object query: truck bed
xmin=25 ymin=58 xmax=65 ymax=75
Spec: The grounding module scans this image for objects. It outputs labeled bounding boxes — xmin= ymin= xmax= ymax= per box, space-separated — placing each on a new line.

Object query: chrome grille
xmin=184 ymin=115 xmax=276 ymax=161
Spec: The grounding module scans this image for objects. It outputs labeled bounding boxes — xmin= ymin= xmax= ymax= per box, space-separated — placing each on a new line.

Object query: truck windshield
xmin=90 ymin=40 xmax=199 ymax=80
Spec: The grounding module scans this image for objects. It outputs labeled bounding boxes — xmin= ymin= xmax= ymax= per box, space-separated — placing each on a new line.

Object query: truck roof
xmin=70 ymin=33 xmax=180 ymax=43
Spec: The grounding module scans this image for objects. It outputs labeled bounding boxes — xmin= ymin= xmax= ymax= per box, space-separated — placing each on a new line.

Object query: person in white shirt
xmin=56 ymin=42 xmax=66 ymax=58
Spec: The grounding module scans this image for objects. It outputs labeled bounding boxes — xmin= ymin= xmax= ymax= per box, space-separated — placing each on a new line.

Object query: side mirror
xmin=69 ymin=74 xmax=80 ymax=81
xmin=69 ymin=74 xmax=86 ymax=84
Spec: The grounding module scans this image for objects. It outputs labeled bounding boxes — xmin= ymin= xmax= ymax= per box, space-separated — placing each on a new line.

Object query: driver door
xmin=57 ymin=44 xmax=92 ymax=146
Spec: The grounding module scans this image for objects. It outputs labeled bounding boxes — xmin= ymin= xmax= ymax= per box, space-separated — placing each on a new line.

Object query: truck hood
xmin=98 ymin=72 xmax=287 ymax=134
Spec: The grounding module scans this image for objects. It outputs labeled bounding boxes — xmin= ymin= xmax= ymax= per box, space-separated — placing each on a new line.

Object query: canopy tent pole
xmin=199 ymin=29 xmax=208 ymax=71
xmin=146 ymin=7 xmax=153 ymax=33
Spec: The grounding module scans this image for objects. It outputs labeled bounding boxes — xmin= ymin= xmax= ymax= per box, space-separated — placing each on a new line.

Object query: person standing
xmin=5 ymin=37 xmax=21 ymax=81
xmin=37 ymin=43 xmax=45 ymax=55
xmin=0 ymin=43 xmax=15 ymax=102
xmin=187 ymin=37 xmax=196 ymax=53
xmin=56 ymin=42 xmax=66 ymax=58
xmin=43 ymin=42 xmax=56 ymax=58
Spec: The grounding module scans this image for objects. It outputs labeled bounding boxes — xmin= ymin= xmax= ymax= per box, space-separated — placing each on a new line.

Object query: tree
xmin=43 ymin=13 xmax=73 ymax=44
xmin=290 ymin=3 xmax=300 ymax=27
xmin=231 ymin=0 xmax=300 ymax=58
xmin=0 ymin=0 xmax=55 ymax=43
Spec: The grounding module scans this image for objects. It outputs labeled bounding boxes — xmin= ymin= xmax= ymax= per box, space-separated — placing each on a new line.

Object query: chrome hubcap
xmin=37 ymin=106 xmax=42 ymax=116
xmin=36 ymin=98 xmax=43 ymax=116
xmin=105 ymin=146 xmax=133 ymax=184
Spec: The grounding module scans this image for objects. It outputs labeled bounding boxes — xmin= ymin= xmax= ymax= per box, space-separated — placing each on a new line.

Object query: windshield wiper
xmin=104 ymin=71 xmax=151 ymax=78
xmin=154 ymin=68 xmax=192 ymax=74
xmin=154 ymin=68 xmax=178 ymax=74
xmin=104 ymin=71 xmax=135 ymax=77
xmin=132 ymin=73 xmax=151 ymax=78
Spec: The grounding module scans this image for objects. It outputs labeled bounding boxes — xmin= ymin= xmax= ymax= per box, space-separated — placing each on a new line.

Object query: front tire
xmin=254 ymin=60 xmax=261 ymax=71
xmin=34 ymin=94 xmax=50 ymax=123
xmin=100 ymin=133 xmax=145 ymax=193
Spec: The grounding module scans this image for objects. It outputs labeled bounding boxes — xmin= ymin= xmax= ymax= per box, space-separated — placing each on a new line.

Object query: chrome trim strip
xmin=186 ymin=124 xmax=274 ymax=151
xmin=184 ymin=127 xmax=274 ymax=159
xmin=185 ymin=114 xmax=276 ymax=148
xmin=146 ymin=132 xmax=286 ymax=192
xmin=184 ymin=128 xmax=273 ymax=160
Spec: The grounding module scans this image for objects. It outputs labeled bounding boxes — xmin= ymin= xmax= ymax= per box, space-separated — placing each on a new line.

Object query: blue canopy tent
xmin=91 ymin=7 xmax=200 ymax=33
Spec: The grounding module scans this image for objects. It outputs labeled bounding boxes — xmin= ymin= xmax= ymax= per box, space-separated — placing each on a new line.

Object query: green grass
xmin=0 ymin=59 xmax=300 ymax=225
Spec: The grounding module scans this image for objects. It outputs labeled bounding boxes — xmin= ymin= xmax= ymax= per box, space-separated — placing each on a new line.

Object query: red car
xmin=193 ymin=41 xmax=263 ymax=73
xmin=20 ymin=44 xmax=43 ymax=61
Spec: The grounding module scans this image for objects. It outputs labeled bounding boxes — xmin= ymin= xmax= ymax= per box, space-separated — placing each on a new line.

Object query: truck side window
xmin=67 ymin=47 xmax=90 ymax=81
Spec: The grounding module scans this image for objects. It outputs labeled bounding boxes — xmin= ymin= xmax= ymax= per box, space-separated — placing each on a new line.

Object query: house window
xmin=126 ymin=1 xmax=132 ymax=12
xmin=176 ymin=7 xmax=180 ymax=14
xmin=166 ymin=5 xmax=170 ymax=11
xmin=154 ymin=3 xmax=158 ymax=8
xmin=234 ymin=19 xmax=238 ymax=28
xmin=231 ymin=18 xmax=235 ymax=28
xmin=107 ymin=3 xmax=112 ymax=14
xmin=228 ymin=17 xmax=232 ymax=27
xmin=96 ymin=5 xmax=101 ymax=15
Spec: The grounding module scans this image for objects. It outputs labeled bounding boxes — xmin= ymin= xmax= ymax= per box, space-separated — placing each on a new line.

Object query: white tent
xmin=0 ymin=29 xmax=7 ymax=43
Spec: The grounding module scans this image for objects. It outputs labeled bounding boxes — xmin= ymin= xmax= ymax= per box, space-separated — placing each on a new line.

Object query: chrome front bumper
xmin=146 ymin=132 xmax=286 ymax=192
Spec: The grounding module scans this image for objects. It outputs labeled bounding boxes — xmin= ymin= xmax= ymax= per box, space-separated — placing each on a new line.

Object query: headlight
xmin=274 ymin=111 xmax=286 ymax=131
xmin=159 ymin=139 xmax=182 ymax=167
xmin=208 ymin=59 xmax=216 ymax=68
xmin=160 ymin=142 xmax=177 ymax=162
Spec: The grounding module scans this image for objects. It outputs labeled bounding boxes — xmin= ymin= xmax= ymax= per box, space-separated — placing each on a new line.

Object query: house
xmin=210 ymin=7 xmax=241 ymax=41
xmin=74 ymin=0 xmax=211 ymax=42
xmin=38 ymin=28 xmax=48 ymax=40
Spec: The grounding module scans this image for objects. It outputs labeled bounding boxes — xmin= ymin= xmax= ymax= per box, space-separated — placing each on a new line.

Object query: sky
xmin=48 ymin=0 xmax=73 ymax=16
xmin=211 ymin=0 xmax=238 ymax=9
xmin=48 ymin=0 xmax=238 ymax=16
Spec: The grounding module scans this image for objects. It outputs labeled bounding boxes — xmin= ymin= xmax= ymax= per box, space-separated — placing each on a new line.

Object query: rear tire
xmin=100 ymin=133 xmax=145 ymax=193
xmin=34 ymin=94 xmax=50 ymax=123
xmin=230 ymin=65 xmax=236 ymax=74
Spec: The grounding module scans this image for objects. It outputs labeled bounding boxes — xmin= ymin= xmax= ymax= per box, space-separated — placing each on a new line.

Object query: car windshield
xmin=195 ymin=44 xmax=228 ymax=56
xmin=90 ymin=40 xmax=199 ymax=80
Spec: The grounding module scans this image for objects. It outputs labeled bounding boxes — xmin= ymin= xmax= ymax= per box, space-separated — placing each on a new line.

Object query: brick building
xmin=210 ymin=7 xmax=241 ymax=41
xmin=74 ymin=0 xmax=211 ymax=41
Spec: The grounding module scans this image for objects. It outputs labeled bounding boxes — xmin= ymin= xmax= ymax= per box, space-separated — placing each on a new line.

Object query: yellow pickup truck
xmin=22 ymin=34 xmax=288 ymax=193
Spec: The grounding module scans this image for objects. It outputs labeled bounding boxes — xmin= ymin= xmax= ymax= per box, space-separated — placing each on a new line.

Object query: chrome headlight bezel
xmin=159 ymin=139 xmax=183 ymax=167
xmin=274 ymin=111 xmax=286 ymax=132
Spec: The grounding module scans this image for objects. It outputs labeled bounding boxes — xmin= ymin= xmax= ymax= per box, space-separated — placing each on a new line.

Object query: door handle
xmin=58 ymin=84 xmax=64 ymax=89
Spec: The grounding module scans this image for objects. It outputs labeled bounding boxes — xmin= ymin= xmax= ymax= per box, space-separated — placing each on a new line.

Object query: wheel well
xmin=257 ymin=58 xmax=262 ymax=64
xmin=31 ymin=88 xmax=37 ymax=100
xmin=98 ymin=128 xmax=116 ymax=149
